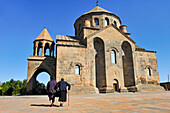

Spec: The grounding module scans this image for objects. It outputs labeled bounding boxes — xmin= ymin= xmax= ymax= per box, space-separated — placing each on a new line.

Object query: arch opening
xmin=38 ymin=42 xmax=43 ymax=56
xmin=113 ymin=79 xmax=119 ymax=92
xmin=94 ymin=37 xmax=106 ymax=92
xmin=45 ymin=43 xmax=50 ymax=56
xmin=94 ymin=18 xmax=99 ymax=26
xmin=114 ymin=21 xmax=117 ymax=26
xmin=30 ymin=68 xmax=52 ymax=95
xmin=105 ymin=18 xmax=109 ymax=26
xmin=121 ymin=41 xmax=135 ymax=87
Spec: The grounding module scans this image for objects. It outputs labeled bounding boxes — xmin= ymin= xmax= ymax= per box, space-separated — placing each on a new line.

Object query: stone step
xmin=136 ymin=84 xmax=165 ymax=92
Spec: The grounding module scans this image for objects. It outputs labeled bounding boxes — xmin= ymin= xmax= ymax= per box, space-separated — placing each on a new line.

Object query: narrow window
xmin=95 ymin=18 xmax=99 ymax=26
xmin=147 ymin=68 xmax=151 ymax=76
xmin=114 ymin=21 xmax=117 ymax=27
xmin=75 ymin=65 xmax=80 ymax=75
xmin=79 ymin=24 xmax=82 ymax=31
xmin=105 ymin=18 xmax=109 ymax=26
xmin=111 ymin=50 xmax=116 ymax=64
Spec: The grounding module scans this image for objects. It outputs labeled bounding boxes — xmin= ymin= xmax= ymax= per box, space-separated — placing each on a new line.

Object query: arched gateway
xmin=26 ymin=27 xmax=55 ymax=95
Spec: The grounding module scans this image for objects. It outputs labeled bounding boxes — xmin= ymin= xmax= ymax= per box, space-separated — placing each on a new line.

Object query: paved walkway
xmin=0 ymin=91 xmax=170 ymax=113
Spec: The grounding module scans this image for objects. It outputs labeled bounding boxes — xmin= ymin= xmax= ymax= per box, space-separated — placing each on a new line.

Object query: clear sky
xmin=0 ymin=0 xmax=170 ymax=85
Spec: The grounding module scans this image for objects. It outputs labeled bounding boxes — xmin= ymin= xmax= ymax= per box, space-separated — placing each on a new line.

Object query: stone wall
xmin=134 ymin=51 xmax=160 ymax=85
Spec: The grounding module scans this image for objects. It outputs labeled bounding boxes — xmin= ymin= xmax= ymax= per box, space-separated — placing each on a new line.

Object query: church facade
xmin=26 ymin=6 xmax=164 ymax=94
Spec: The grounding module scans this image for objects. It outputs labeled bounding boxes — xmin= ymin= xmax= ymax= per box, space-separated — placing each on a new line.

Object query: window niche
xmin=75 ymin=65 xmax=80 ymax=75
xmin=105 ymin=17 xmax=109 ymax=26
xmin=114 ymin=21 xmax=117 ymax=27
xmin=147 ymin=67 xmax=151 ymax=76
xmin=111 ymin=50 xmax=116 ymax=64
xmin=94 ymin=18 xmax=99 ymax=26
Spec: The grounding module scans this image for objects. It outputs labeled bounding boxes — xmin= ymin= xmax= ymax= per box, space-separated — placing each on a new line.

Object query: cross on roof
xmin=96 ymin=0 xmax=99 ymax=6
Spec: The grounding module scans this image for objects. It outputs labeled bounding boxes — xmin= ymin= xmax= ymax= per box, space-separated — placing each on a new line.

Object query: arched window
xmin=147 ymin=67 xmax=151 ymax=76
xmin=75 ymin=65 xmax=80 ymax=75
xmin=105 ymin=18 xmax=109 ymax=26
xmin=94 ymin=18 xmax=99 ymax=26
xmin=114 ymin=21 xmax=117 ymax=27
xmin=111 ymin=50 xmax=116 ymax=64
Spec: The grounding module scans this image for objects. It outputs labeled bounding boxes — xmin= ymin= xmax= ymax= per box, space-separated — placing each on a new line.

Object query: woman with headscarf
xmin=47 ymin=76 xmax=57 ymax=107
xmin=56 ymin=78 xmax=71 ymax=107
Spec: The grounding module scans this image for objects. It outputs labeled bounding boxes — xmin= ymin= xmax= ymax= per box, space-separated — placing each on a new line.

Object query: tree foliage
xmin=0 ymin=79 xmax=27 ymax=96
xmin=35 ymin=81 xmax=47 ymax=95
xmin=0 ymin=79 xmax=47 ymax=96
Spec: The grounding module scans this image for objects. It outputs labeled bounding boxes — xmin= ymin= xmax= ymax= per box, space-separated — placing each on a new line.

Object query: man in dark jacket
xmin=56 ymin=78 xmax=71 ymax=107
xmin=47 ymin=76 xmax=57 ymax=107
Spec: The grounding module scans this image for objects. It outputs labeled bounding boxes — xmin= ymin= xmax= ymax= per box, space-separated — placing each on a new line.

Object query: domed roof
xmin=75 ymin=6 xmax=121 ymax=25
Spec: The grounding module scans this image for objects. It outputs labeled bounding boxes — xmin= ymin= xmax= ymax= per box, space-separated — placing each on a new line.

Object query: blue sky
xmin=0 ymin=0 xmax=169 ymax=85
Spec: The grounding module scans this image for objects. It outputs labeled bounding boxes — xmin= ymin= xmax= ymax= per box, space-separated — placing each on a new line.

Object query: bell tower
xmin=33 ymin=27 xmax=55 ymax=57
xmin=26 ymin=27 xmax=56 ymax=95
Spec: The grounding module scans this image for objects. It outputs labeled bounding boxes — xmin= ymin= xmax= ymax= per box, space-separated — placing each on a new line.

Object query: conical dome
xmin=83 ymin=6 xmax=112 ymax=15
xmin=35 ymin=27 xmax=53 ymax=42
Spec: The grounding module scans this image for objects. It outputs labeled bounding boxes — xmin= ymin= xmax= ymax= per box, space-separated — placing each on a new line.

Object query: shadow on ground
xmin=31 ymin=104 xmax=59 ymax=107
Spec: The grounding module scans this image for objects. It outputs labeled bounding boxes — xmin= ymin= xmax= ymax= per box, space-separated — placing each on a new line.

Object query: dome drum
xmin=74 ymin=6 xmax=122 ymax=38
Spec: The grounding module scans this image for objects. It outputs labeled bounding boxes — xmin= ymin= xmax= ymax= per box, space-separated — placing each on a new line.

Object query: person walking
xmin=47 ymin=76 xmax=57 ymax=107
xmin=56 ymin=78 xmax=71 ymax=107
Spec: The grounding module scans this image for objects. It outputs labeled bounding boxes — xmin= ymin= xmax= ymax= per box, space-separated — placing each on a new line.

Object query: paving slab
xmin=0 ymin=91 xmax=170 ymax=113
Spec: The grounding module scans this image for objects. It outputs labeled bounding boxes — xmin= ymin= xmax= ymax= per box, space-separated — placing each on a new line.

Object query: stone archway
xmin=26 ymin=57 xmax=56 ymax=95
xmin=26 ymin=68 xmax=52 ymax=95
xmin=121 ymin=41 xmax=135 ymax=87
xmin=33 ymin=68 xmax=51 ymax=95
xmin=94 ymin=37 xmax=106 ymax=93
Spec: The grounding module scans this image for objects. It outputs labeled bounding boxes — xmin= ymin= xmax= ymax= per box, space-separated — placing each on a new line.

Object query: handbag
xmin=50 ymin=89 xmax=56 ymax=94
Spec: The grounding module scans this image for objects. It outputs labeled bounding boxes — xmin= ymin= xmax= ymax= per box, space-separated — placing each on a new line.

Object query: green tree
xmin=0 ymin=79 xmax=27 ymax=96
xmin=20 ymin=79 xmax=27 ymax=95
xmin=35 ymin=80 xmax=47 ymax=95
xmin=0 ymin=86 xmax=2 ymax=96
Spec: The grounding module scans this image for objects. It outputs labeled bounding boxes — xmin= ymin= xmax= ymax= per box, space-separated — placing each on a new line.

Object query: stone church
xmin=26 ymin=6 xmax=164 ymax=94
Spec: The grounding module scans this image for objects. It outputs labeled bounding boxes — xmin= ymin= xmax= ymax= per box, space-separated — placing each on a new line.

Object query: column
xmin=42 ymin=45 xmax=45 ymax=56
xmin=49 ymin=47 xmax=52 ymax=57
xmin=35 ymin=46 xmax=38 ymax=56
xmin=52 ymin=48 xmax=54 ymax=57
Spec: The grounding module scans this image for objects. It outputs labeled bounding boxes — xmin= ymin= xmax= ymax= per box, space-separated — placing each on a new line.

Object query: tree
xmin=35 ymin=80 xmax=47 ymax=95
xmin=0 ymin=79 xmax=28 ymax=96
xmin=20 ymin=79 xmax=27 ymax=95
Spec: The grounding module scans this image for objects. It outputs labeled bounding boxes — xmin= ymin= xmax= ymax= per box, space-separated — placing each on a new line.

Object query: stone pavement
xmin=0 ymin=91 xmax=170 ymax=113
